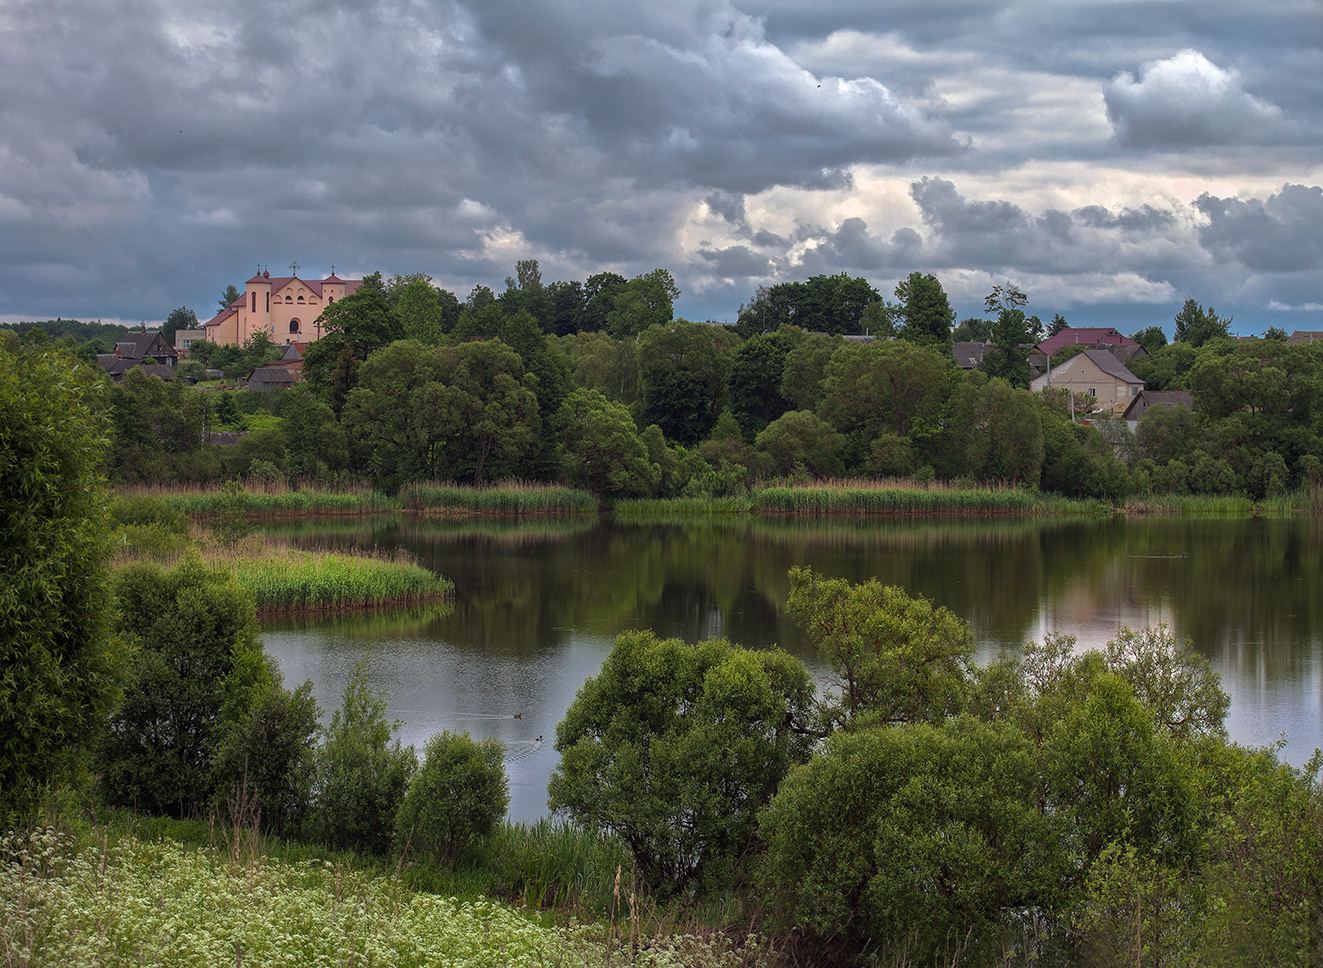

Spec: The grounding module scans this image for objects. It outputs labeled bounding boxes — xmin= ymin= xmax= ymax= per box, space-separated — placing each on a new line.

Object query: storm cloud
xmin=0 ymin=0 xmax=1319 ymax=333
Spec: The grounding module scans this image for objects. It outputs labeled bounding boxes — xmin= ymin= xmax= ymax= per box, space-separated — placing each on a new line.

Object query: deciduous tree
xmin=549 ymin=631 xmax=815 ymax=896
xmin=786 ymin=566 xmax=973 ymax=728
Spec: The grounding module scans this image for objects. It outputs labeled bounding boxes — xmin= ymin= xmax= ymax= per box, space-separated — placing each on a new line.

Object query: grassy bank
xmin=0 ymin=823 xmax=763 ymax=968
xmin=401 ymin=480 xmax=600 ymax=516
xmin=1122 ymin=490 xmax=1316 ymax=515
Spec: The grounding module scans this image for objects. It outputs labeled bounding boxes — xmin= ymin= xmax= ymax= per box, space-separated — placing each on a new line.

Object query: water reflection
xmin=263 ymin=515 xmax=1323 ymax=821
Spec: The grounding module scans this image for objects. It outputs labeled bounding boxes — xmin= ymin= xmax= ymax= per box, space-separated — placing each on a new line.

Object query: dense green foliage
xmin=394 ymin=731 xmax=508 ymax=866
xmin=548 ymin=630 xmax=815 ymax=897
xmin=753 ymin=572 xmax=1323 ymax=964
xmin=99 ymin=561 xmax=279 ymax=817
xmin=0 ymin=344 xmax=131 ymax=817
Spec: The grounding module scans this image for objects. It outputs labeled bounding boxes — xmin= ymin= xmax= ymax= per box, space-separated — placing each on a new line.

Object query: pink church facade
xmin=203 ymin=268 xmax=361 ymax=347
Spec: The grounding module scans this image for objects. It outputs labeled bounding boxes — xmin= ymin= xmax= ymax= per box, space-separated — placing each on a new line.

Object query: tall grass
xmin=111 ymin=525 xmax=453 ymax=613
xmin=222 ymin=548 xmax=453 ymax=612
xmin=118 ymin=480 xmax=400 ymax=515
xmin=401 ymin=480 xmax=600 ymax=515
xmin=754 ymin=480 xmax=1101 ymax=515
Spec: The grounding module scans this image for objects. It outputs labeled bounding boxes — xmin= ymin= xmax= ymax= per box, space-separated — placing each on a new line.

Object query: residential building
xmin=175 ymin=328 xmax=206 ymax=357
xmin=1030 ymin=349 xmax=1144 ymax=414
xmin=202 ymin=267 xmax=361 ymax=347
xmin=1037 ymin=326 xmax=1139 ymax=357
xmin=1122 ymin=389 xmax=1193 ymax=429
xmin=97 ymin=330 xmax=178 ymax=382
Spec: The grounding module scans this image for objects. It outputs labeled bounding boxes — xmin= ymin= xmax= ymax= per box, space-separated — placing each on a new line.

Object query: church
xmin=202 ymin=265 xmax=361 ymax=347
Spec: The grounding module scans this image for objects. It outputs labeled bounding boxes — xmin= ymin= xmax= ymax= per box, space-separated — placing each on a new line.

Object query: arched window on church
xmin=297 ymin=295 xmax=305 ymax=303
xmin=251 ymin=291 xmax=256 ymax=312
xmin=285 ymin=294 xmax=293 ymax=303
xmin=290 ymin=319 xmax=300 ymax=334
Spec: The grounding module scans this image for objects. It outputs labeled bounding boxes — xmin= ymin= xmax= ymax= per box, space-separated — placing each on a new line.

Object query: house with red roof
xmin=1037 ymin=326 xmax=1139 ymax=357
xmin=202 ymin=267 xmax=361 ymax=347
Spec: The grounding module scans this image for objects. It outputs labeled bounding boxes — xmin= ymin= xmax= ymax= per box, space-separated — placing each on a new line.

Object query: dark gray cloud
xmin=698 ymin=244 xmax=775 ymax=278
xmin=1195 ymin=184 xmax=1323 ymax=272
xmin=1104 ymin=49 xmax=1285 ymax=148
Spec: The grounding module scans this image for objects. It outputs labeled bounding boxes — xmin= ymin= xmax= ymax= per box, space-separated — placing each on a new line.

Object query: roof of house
xmin=97 ymin=356 xmax=176 ymax=381
xmin=952 ymin=341 xmax=987 ymax=368
xmin=247 ymin=366 xmax=294 ymax=390
xmin=204 ymin=305 xmax=238 ymax=328
xmin=1122 ymin=389 xmax=1192 ymax=421
xmin=1287 ymin=330 xmax=1323 ymax=345
xmin=114 ymin=331 xmax=176 ymax=359
xmin=1038 ymin=326 xmax=1138 ymax=356
xmin=1079 ymin=348 xmax=1143 ymax=384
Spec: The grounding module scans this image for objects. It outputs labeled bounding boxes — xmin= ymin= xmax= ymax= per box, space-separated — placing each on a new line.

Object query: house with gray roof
xmin=97 ymin=329 xmax=177 ymax=382
xmin=1030 ymin=348 xmax=1144 ymax=414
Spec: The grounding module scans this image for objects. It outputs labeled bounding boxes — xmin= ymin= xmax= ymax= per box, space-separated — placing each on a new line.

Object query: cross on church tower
xmin=289 ymin=260 xmax=300 ymax=277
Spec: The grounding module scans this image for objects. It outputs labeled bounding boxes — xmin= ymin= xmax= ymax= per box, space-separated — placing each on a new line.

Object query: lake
xmin=262 ymin=514 xmax=1323 ymax=821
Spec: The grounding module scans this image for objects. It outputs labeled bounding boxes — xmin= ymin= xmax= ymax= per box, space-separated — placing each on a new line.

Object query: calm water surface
xmin=262 ymin=515 xmax=1323 ymax=821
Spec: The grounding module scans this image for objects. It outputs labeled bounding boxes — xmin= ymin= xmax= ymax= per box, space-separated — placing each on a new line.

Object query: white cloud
xmin=1104 ymin=49 xmax=1284 ymax=148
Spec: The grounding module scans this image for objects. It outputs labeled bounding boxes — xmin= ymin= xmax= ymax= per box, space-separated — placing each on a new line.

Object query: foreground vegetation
xmin=0 ymin=825 xmax=759 ymax=968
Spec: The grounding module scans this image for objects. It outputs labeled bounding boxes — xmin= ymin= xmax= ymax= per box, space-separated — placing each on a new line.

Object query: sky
xmin=1 ymin=0 xmax=1320 ymax=336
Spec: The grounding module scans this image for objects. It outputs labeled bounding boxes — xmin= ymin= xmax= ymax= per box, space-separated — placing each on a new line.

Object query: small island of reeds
xmin=111 ymin=495 xmax=453 ymax=614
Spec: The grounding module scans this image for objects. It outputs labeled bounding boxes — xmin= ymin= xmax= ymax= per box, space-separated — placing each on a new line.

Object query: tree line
xmin=9 ymin=265 xmax=1323 ymax=504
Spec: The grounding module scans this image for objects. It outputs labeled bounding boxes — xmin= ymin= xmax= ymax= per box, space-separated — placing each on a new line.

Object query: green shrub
xmin=548 ymin=630 xmax=815 ymax=897
xmin=211 ymin=651 xmax=320 ymax=837
xmin=308 ymin=661 xmax=416 ymax=854
xmin=758 ymin=718 xmax=1055 ymax=960
xmin=100 ymin=559 xmax=266 ymax=817
xmin=394 ymin=731 xmax=508 ymax=867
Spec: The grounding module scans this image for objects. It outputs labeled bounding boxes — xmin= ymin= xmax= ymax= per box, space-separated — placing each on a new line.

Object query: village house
xmin=1037 ymin=326 xmax=1139 ymax=357
xmin=1029 ymin=348 xmax=1144 ymax=414
xmin=1122 ymin=389 xmax=1193 ymax=430
xmin=97 ymin=330 xmax=178 ymax=383
xmin=244 ymin=343 xmax=309 ymax=391
xmin=202 ymin=267 xmax=361 ymax=348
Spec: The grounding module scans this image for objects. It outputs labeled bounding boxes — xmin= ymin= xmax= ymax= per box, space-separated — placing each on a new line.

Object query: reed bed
xmin=1122 ymin=491 xmax=1312 ymax=515
xmin=614 ymin=480 xmax=1103 ymax=518
xmin=400 ymin=480 xmax=600 ymax=515
xmin=753 ymin=481 xmax=1099 ymax=515
xmin=612 ymin=495 xmax=755 ymax=518
xmin=118 ymin=481 xmax=400 ymax=515
xmin=222 ymin=548 xmax=452 ymax=612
